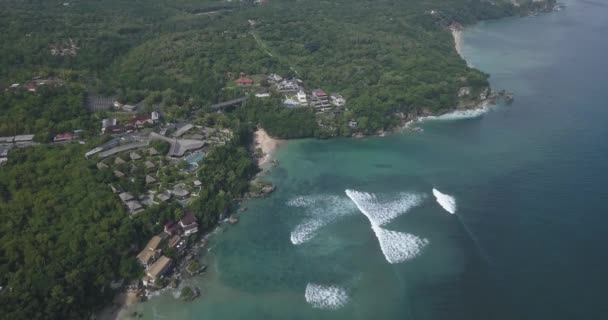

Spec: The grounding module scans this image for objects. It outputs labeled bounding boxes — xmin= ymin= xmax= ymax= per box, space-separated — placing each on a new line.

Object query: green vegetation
xmin=190 ymin=128 xmax=258 ymax=229
xmin=0 ymin=145 xmax=138 ymax=319
xmin=0 ymin=84 xmax=94 ymax=140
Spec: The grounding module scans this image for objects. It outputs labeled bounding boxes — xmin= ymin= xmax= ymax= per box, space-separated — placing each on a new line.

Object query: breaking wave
xmin=372 ymin=225 xmax=429 ymax=264
xmin=288 ymin=195 xmax=357 ymax=245
xmin=305 ymin=283 xmax=350 ymax=310
xmin=344 ymin=190 xmax=425 ymax=226
xmin=432 ymin=188 xmax=457 ymax=214
xmin=345 ymin=189 xmax=428 ymax=264
xmin=418 ymin=103 xmax=492 ymax=122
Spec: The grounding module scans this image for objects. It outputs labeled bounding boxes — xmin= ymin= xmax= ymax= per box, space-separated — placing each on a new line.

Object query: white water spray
xmin=288 ymin=195 xmax=357 ymax=245
xmin=345 ymin=189 xmax=428 ymax=264
xmin=432 ymin=188 xmax=457 ymax=214
xmin=305 ymin=283 xmax=350 ymax=310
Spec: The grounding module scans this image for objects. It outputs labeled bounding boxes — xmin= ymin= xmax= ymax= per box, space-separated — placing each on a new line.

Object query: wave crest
xmin=305 ymin=283 xmax=350 ymax=310
xmin=289 ymin=195 xmax=357 ymax=245
xmin=344 ymin=189 xmax=424 ymax=226
xmin=372 ymin=225 xmax=429 ymax=264
xmin=345 ymin=189 xmax=429 ymax=264
xmin=432 ymin=188 xmax=457 ymax=214
xmin=418 ymin=103 xmax=492 ymax=122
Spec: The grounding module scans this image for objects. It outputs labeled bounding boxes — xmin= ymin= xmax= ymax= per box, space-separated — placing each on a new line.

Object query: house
xmin=136 ymin=248 xmax=160 ymax=268
xmin=136 ymin=235 xmax=164 ymax=267
xmin=348 ymin=120 xmax=358 ymax=129
xmin=114 ymin=157 xmax=126 ymax=165
xmin=297 ymin=90 xmax=308 ymax=106
xmin=14 ymin=135 xmax=34 ymax=143
xmin=151 ymin=111 xmax=160 ymax=122
xmin=167 ymin=235 xmax=183 ymax=250
xmin=148 ymin=147 xmax=159 ymax=156
xmin=145 ymin=160 xmax=156 ymax=169
xmin=130 ymin=152 xmax=141 ymax=161
xmin=255 ymin=93 xmax=271 ymax=98
xmin=310 ymin=89 xmax=332 ymax=111
xmin=235 ymin=77 xmax=253 ymax=87
xmin=312 ymin=89 xmax=329 ymax=100
xmin=145 ymin=175 xmax=156 ymax=184
xmin=193 ymin=180 xmax=202 ymax=187
xmin=330 ymin=94 xmax=346 ymax=107
xmin=24 ymin=82 xmax=37 ymax=92
xmin=157 ymin=192 xmax=171 ymax=202
xmin=53 ymin=132 xmax=75 ymax=142
xmin=276 ymin=79 xmax=299 ymax=93
xmin=119 ymin=192 xmax=134 ymax=202
xmin=114 ymin=170 xmax=125 ymax=178
xmin=179 ymin=212 xmax=199 ymax=236
xmin=129 ymin=114 xmax=153 ymax=128
xmin=122 ymin=104 xmax=137 ymax=112
xmin=164 ymin=221 xmax=180 ymax=236
xmin=172 ymin=186 xmax=190 ymax=200
xmin=146 ymin=235 xmax=164 ymax=251
xmin=114 ymin=101 xmax=124 ymax=109
xmin=102 ymin=118 xmax=118 ymax=130
xmin=144 ymin=256 xmax=172 ymax=286
xmin=96 ymin=162 xmax=109 ymax=170
xmin=126 ymin=200 xmax=143 ymax=214
xmin=267 ymin=74 xmax=282 ymax=83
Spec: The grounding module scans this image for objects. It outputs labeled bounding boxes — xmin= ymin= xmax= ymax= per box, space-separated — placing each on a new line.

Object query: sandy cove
xmin=451 ymin=28 xmax=466 ymax=64
xmin=254 ymin=128 xmax=283 ymax=167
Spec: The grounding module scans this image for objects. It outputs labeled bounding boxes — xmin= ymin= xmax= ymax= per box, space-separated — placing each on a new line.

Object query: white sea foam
xmin=344 ymin=190 xmax=425 ymax=226
xmin=287 ymin=195 xmax=316 ymax=207
xmin=288 ymin=195 xmax=357 ymax=245
xmin=418 ymin=103 xmax=492 ymax=122
xmin=371 ymin=225 xmax=429 ymax=264
xmin=290 ymin=218 xmax=327 ymax=245
xmin=305 ymin=283 xmax=350 ymax=310
xmin=432 ymin=188 xmax=457 ymax=214
xmin=345 ymin=189 xmax=428 ymax=264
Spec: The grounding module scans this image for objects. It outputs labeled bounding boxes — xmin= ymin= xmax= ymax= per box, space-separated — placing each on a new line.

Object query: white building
xmin=296 ymin=90 xmax=308 ymax=106
xmin=330 ymin=94 xmax=346 ymax=107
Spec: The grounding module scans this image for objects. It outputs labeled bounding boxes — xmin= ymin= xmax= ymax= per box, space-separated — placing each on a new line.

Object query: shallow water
xmin=128 ymin=1 xmax=608 ymax=318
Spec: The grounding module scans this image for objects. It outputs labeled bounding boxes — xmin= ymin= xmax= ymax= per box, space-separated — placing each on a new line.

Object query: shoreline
xmin=254 ymin=128 xmax=283 ymax=167
xmin=452 ymin=28 xmax=464 ymax=59
xmin=96 ymin=291 xmax=140 ymax=320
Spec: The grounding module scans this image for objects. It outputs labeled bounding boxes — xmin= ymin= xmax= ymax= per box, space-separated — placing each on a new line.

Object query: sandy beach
xmin=96 ymin=291 xmax=140 ymax=320
xmin=452 ymin=28 xmax=464 ymax=59
xmin=254 ymin=128 xmax=283 ymax=166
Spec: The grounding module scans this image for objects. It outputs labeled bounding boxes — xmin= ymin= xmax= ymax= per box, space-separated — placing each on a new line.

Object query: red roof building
xmin=164 ymin=221 xmax=181 ymax=236
xmin=312 ymin=89 xmax=328 ymax=98
xmin=24 ymin=82 xmax=37 ymax=92
xmin=53 ymin=132 xmax=75 ymax=142
xmin=129 ymin=114 xmax=153 ymax=128
xmin=235 ymin=78 xmax=254 ymax=86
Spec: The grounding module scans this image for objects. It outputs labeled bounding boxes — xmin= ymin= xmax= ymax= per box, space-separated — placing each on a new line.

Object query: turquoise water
xmin=129 ymin=1 xmax=608 ymax=319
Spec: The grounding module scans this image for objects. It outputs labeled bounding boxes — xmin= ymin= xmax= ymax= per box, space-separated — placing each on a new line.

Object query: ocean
xmin=126 ymin=1 xmax=608 ymax=319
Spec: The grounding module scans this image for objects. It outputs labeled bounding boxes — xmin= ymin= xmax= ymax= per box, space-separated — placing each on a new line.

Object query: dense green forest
xmin=0 ymin=0 xmax=555 ymax=319
xmin=0 ymin=0 xmax=553 ymax=133
xmin=0 ymin=84 xmax=95 ymax=140
xmin=0 ymin=145 xmax=139 ymax=319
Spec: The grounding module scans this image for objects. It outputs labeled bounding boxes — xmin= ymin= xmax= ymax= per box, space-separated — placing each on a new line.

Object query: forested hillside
xmin=0 ymin=0 xmax=552 ymax=131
